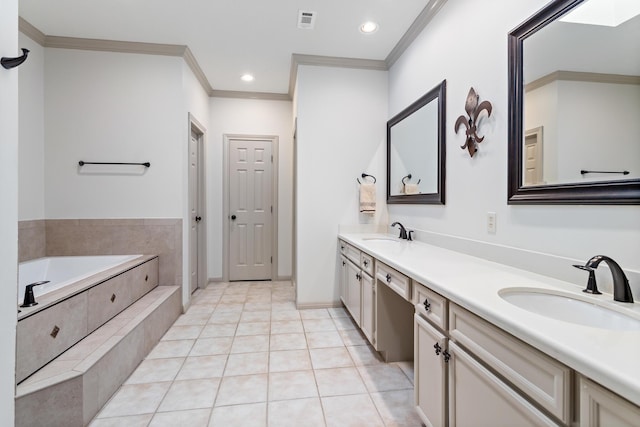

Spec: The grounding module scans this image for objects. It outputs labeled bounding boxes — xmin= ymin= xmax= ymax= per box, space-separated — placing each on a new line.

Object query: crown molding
xmin=19 ymin=17 xmax=46 ymax=46
xmin=183 ymin=47 xmax=214 ymax=95
xmin=211 ymin=90 xmax=290 ymax=101
xmin=20 ymin=0 xmax=448 ymax=102
xmin=385 ymin=0 xmax=448 ymax=67
xmin=526 ymin=70 xmax=640 ymax=92
xmin=288 ymin=53 xmax=387 ymax=98
xmin=287 ymin=0 xmax=447 ymax=97
xmin=18 ymin=17 xmax=213 ymax=95
xmin=44 ymin=36 xmax=187 ymax=57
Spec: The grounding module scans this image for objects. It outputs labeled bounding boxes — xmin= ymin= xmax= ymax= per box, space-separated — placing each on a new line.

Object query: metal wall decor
xmin=455 ymin=87 xmax=492 ymax=157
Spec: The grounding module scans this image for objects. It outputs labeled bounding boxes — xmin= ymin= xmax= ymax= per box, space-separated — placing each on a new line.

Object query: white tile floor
xmin=90 ymin=281 xmax=421 ymax=426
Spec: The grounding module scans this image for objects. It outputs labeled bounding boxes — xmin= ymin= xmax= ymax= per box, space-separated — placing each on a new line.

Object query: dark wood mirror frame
xmin=387 ymin=80 xmax=446 ymax=205
xmin=507 ymin=0 xmax=640 ymax=205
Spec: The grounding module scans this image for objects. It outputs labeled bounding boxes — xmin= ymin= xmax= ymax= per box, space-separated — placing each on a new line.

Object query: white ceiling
xmin=19 ymin=0 xmax=432 ymax=95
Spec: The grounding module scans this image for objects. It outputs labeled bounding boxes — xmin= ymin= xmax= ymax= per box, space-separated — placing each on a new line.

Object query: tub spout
xmin=20 ymin=280 xmax=49 ymax=308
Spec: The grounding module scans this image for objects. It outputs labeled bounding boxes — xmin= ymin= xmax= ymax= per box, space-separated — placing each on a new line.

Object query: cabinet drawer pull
xmin=342 ymin=261 xmax=346 ymax=266
xmin=434 ymin=342 xmax=442 ymax=355
xmin=423 ymin=298 xmax=431 ymax=311
xmin=341 ymin=245 xmax=345 ymax=250
xmin=443 ymin=350 xmax=451 ymax=363
xmin=364 ymin=260 xmax=369 ymax=267
xmin=356 ymin=273 xmax=361 ymax=281
xmin=386 ymin=273 xmax=391 ymax=283
xmin=110 ymin=293 xmax=116 ymax=303
xmin=145 ymin=274 xmax=149 ymax=282
xmin=50 ymin=325 xmax=60 ymax=339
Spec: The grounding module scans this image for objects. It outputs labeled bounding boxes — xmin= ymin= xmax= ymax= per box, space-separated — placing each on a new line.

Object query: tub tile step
xmin=15 ymin=285 xmax=181 ymax=427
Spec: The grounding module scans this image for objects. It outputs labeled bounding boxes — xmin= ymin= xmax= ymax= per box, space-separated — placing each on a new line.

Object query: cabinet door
xmin=339 ymin=255 xmax=348 ymax=307
xmin=448 ymin=341 xmax=557 ymax=427
xmin=361 ymin=272 xmax=375 ymax=344
xmin=580 ymin=376 xmax=640 ymax=427
xmin=345 ymin=260 xmax=361 ymax=326
xmin=415 ymin=314 xmax=447 ymax=427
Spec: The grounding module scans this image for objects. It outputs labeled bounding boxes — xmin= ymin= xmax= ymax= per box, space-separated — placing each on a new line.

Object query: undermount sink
xmin=362 ymin=237 xmax=403 ymax=246
xmin=499 ymin=287 xmax=640 ymax=331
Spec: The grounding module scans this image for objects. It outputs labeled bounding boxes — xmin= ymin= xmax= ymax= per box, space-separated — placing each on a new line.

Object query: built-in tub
xmin=18 ymin=255 xmax=142 ymax=304
xmin=16 ymin=254 xmax=159 ymax=383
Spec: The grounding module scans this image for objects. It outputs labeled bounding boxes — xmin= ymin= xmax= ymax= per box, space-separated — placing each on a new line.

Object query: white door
xmin=229 ymin=138 xmax=273 ymax=281
xmin=524 ymin=127 xmax=543 ymax=186
xmin=189 ymin=129 xmax=202 ymax=293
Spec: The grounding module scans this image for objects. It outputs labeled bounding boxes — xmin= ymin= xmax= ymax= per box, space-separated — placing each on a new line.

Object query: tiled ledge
xmin=15 ymin=285 xmax=182 ymax=427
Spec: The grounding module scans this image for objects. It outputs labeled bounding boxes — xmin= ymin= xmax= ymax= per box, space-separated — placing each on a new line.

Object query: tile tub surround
xmin=43 ymin=218 xmax=182 ymax=286
xmin=90 ymin=281 xmax=420 ymax=426
xmin=16 ymin=285 xmax=181 ymax=427
xmin=339 ymin=232 xmax=640 ymax=408
xmin=18 ymin=219 xmax=46 ymax=262
xmin=16 ymin=256 xmax=160 ymax=383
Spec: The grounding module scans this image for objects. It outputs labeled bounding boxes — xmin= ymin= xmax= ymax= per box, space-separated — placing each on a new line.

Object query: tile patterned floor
xmin=90 ymin=281 xmax=420 ymax=426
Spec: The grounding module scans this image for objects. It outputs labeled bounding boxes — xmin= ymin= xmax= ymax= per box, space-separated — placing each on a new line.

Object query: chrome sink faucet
xmin=391 ymin=222 xmax=413 ymax=240
xmin=574 ymin=255 xmax=633 ymax=303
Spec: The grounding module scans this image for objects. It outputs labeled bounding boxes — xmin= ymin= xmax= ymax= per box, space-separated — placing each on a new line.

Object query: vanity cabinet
xmin=338 ymin=235 xmax=640 ymax=427
xmin=344 ymin=259 xmax=361 ymax=326
xmin=579 ymin=376 xmax=640 ymax=427
xmin=413 ymin=280 xmax=564 ymax=426
xmin=339 ymin=240 xmax=375 ymax=342
xmin=448 ymin=341 xmax=556 ymax=427
xmin=415 ymin=313 xmax=448 ymax=427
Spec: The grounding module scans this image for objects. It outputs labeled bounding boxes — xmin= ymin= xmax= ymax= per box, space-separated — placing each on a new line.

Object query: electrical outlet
xmin=487 ymin=212 xmax=497 ymax=234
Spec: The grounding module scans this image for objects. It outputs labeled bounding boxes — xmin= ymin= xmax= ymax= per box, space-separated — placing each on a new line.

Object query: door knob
xmin=231 ymin=214 xmax=237 ymax=220
xmin=195 ymin=216 xmax=202 ymax=222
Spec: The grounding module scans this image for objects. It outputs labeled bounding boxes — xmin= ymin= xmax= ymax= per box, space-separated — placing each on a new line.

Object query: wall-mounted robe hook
xmin=1 ymin=48 xmax=30 ymax=70
xmin=357 ymin=173 xmax=376 ymax=184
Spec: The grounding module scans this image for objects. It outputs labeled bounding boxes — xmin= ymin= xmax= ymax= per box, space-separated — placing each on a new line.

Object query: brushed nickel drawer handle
xmin=111 ymin=293 xmax=116 ymax=303
xmin=145 ymin=274 xmax=149 ymax=282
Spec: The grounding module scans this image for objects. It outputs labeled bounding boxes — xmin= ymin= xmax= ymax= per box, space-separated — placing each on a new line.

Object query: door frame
xmin=188 ymin=113 xmax=207 ymax=292
xmin=223 ymin=134 xmax=279 ymax=282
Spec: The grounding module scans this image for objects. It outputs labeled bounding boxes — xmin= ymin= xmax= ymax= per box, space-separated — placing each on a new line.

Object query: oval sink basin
xmin=499 ymin=288 xmax=640 ymax=331
xmin=362 ymin=237 xmax=400 ymax=242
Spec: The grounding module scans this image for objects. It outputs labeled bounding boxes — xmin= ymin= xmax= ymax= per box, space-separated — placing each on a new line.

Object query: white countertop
xmin=339 ymin=232 xmax=640 ymax=406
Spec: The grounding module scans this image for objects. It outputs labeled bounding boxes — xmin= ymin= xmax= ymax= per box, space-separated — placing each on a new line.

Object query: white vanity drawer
xmin=339 ymin=240 xmax=360 ymax=265
xmin=449 ymin=303 xmax=571 ymax=424
xmin=376 ymin=262 xmax=410 ymax=301
xmin=360 ymin=252 xmax=374 ymax=276
xmin=413 ymin=281 xmax=447 ymax=330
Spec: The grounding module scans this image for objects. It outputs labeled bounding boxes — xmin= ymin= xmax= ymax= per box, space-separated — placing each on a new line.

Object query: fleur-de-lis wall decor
xmin=455 ymin=87 xmax=493 ymax=157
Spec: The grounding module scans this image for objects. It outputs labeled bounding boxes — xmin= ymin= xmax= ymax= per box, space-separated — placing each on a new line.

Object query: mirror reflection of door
xmin=524 ymin=127 xmax=543 ymax=186
xmin=228 ymin=138 xmax=273 ymax=281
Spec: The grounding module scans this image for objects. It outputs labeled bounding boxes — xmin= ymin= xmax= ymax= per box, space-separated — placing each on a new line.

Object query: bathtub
xmin=18 ymin=255 xmax=142 ymax=304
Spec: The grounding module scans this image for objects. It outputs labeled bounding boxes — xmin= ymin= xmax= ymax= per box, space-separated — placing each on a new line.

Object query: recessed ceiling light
xmin=360 ymin=21 xmax=379 ymax=34
xmin=241 ymin=74 xmax=254 ymax=82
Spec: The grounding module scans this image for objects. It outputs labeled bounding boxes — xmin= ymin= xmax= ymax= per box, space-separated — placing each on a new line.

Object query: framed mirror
xmin=508 ymin=0 xmax=640 ymax=204
xmin=387 ymin=80 xmax=446 ymax=204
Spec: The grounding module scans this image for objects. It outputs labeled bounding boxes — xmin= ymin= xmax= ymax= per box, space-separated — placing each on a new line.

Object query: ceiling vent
xmin=297 ymin=10 xmax=317 ymax=29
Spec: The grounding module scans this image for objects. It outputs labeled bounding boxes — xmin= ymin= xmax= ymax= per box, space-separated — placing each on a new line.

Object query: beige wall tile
xmin=39 ymin=218 xmax=182 ymax=286
xmin=18 ymin=220 xmax=46 ymax=262
xmin=15 ymin=375 xmax=84 ymax=427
